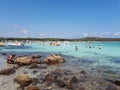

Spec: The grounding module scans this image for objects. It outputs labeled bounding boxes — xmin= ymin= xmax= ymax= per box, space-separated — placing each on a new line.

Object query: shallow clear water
xmin=0 ymin=41 xmax=120 ymax=74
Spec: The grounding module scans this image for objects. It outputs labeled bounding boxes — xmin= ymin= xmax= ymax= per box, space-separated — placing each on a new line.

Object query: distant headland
xmin=0 ymin=37 xmax=120 ymax=41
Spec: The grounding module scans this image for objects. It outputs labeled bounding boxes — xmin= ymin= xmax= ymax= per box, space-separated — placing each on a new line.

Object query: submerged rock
xmin=32 ymin=70 xmax=38 ymax=74
xmin=80 ymin=70 xmax=86 ymax=74
xmin=31 ymin=54 xmax=41 ymax=59
xmin=105 ymin=85 xmax=119 ymax=90
xmin=114 ymin=79 xmax=120 ymax=86
xmin=29 ymin=63 xmax=40 ymax=69
xmin=55 ymin=79 xmax=66 ymax=87
xmin=66 ymin=83 xmax=73 ymax=89
xmin=26 ymin=85 xmax=40 ymax=90
xmin=45 ymin=74 xmax=54 ymax=83
xmin=70 ymin=76 xmax=78 ymax=84
xmin=0 ymin=67 xmax=16 ymax=75
xmin=45 ymin=86 xmax=52 ymax=90
xmin=31 ymin=78 xmax=39 ymax=85
xmin=14 ymin=74 xmax=32 ymax=87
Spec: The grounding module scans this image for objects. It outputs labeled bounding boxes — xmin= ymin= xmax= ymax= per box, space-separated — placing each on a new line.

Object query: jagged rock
xmin=114 ymin=79 xmax=120 ymax=86
xmin=55 ymin=80 xmax=66 ymax=87
xmin=70 ymin=76 xmax=78 ymax=84
xmin=32 ymin=59 xmax=40 ymax=64
xmin=66 ymin=83 xmax=73 ymax=89
xmin=29 ymin=63 xmax=40 ymax=69
xmin=45 ymin=74 xmax=54 ymax=83
xmin=32 ymin=70 xmax=38 ymax=74
xmin=0 ymin=67 xmax=16 ymax=75
xmin=43 ymin=54 xmax=65 ymax=64
xmin=23 ymin=71 xmax=28 ymax=74
xmin=31 ymin=78 xmax=39 ymax=85
xmin=14 ymin=74 xmax=32 ymax=87
xmin=26 ymin=85 xmax=40 ymax=90
xmin=105 ymin=85 xmax=119 ymax=90
xmin=51 ymin=71 xmax=62 ymax=77
xmin=31 ymin=54 xmax=41 ymax=59
xmin=80 ymin=70 xmax=86 ymax=74
xmin=79 ymin=87 xmax=86 ymax=90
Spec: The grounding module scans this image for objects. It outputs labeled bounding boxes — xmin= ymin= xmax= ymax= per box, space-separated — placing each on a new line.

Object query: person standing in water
xmin=98 ymin=45 xmax=102 ymax=49
xmin=75 ymin=46 xmax=78 ymax=51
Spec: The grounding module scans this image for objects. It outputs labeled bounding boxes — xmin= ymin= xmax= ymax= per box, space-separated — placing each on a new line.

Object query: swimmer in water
xmin=75 ymin=46 xmax=78 ymax=51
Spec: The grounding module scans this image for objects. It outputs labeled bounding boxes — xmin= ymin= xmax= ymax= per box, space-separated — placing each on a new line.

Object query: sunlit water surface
xmin=0 ymin=41 xmax=120 ymax=75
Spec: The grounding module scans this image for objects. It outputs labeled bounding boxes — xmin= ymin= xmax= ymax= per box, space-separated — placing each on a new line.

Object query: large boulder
xmin=43 ymin=54 xmax=65 ymax=64
xmin=16 ymin=56 xmax=40 ymax=65
xmin=31 ymin=54 xmax=41 ymax=59
xmin=16 ymin=56 xmax=32 ymax=65
xmin=14 ymin=74 xmax=32 ymax=87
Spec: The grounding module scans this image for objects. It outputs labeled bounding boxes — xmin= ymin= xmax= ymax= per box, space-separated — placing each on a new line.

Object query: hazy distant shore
xmin=1 ymin=37 xmax=120 ymax=41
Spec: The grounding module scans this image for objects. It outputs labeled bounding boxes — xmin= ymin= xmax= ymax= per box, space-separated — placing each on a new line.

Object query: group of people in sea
xmin=75 ymin=44 xmax=102 ymax=51
xmin=85 ymin=41 xmax=102 ymax=49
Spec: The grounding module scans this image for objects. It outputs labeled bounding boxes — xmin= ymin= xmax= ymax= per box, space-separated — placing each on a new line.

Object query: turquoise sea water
xmin=0 ymin=41 xmax=120 ymax=74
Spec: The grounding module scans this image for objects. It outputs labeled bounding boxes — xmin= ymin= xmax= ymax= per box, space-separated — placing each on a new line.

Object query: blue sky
xmin=0 ymin=0 xmax=120 ymax=38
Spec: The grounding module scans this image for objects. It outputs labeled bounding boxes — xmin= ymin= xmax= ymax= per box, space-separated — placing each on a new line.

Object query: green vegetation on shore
xmin=0 ymin=37 xmax=120 ymax=41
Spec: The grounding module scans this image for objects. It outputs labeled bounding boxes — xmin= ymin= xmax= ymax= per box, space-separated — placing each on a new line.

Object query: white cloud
xmin=82 ymin=32 xmax=112 ymax=38
xmin=114 ymin=32 xmax=120 ymax=36
xmin=21 ymin=30 xmax=28 ymax=34
xmin=98 ymin=32 xmax=110 ymax=37
xmin=83 ymin=33 xmax=88 ymax=37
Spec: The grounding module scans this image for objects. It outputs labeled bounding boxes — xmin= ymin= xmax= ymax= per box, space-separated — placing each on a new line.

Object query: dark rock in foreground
xmin=70 ymin=76 xmax=78 ymax=84
xmin=55 ymin=79 xmax=66 ymax=87
xmin=29 ymin=63 xmax=41 ymax=69
xmin=0 ymin=67 xmax=16 ymax=75
xmin=114 ymin=79 xmax=120 ymax=86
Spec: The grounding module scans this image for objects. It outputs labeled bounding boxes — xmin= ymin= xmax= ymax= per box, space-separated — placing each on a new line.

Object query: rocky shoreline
xmin=0 ymin=54 xmax=120 ymax=90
